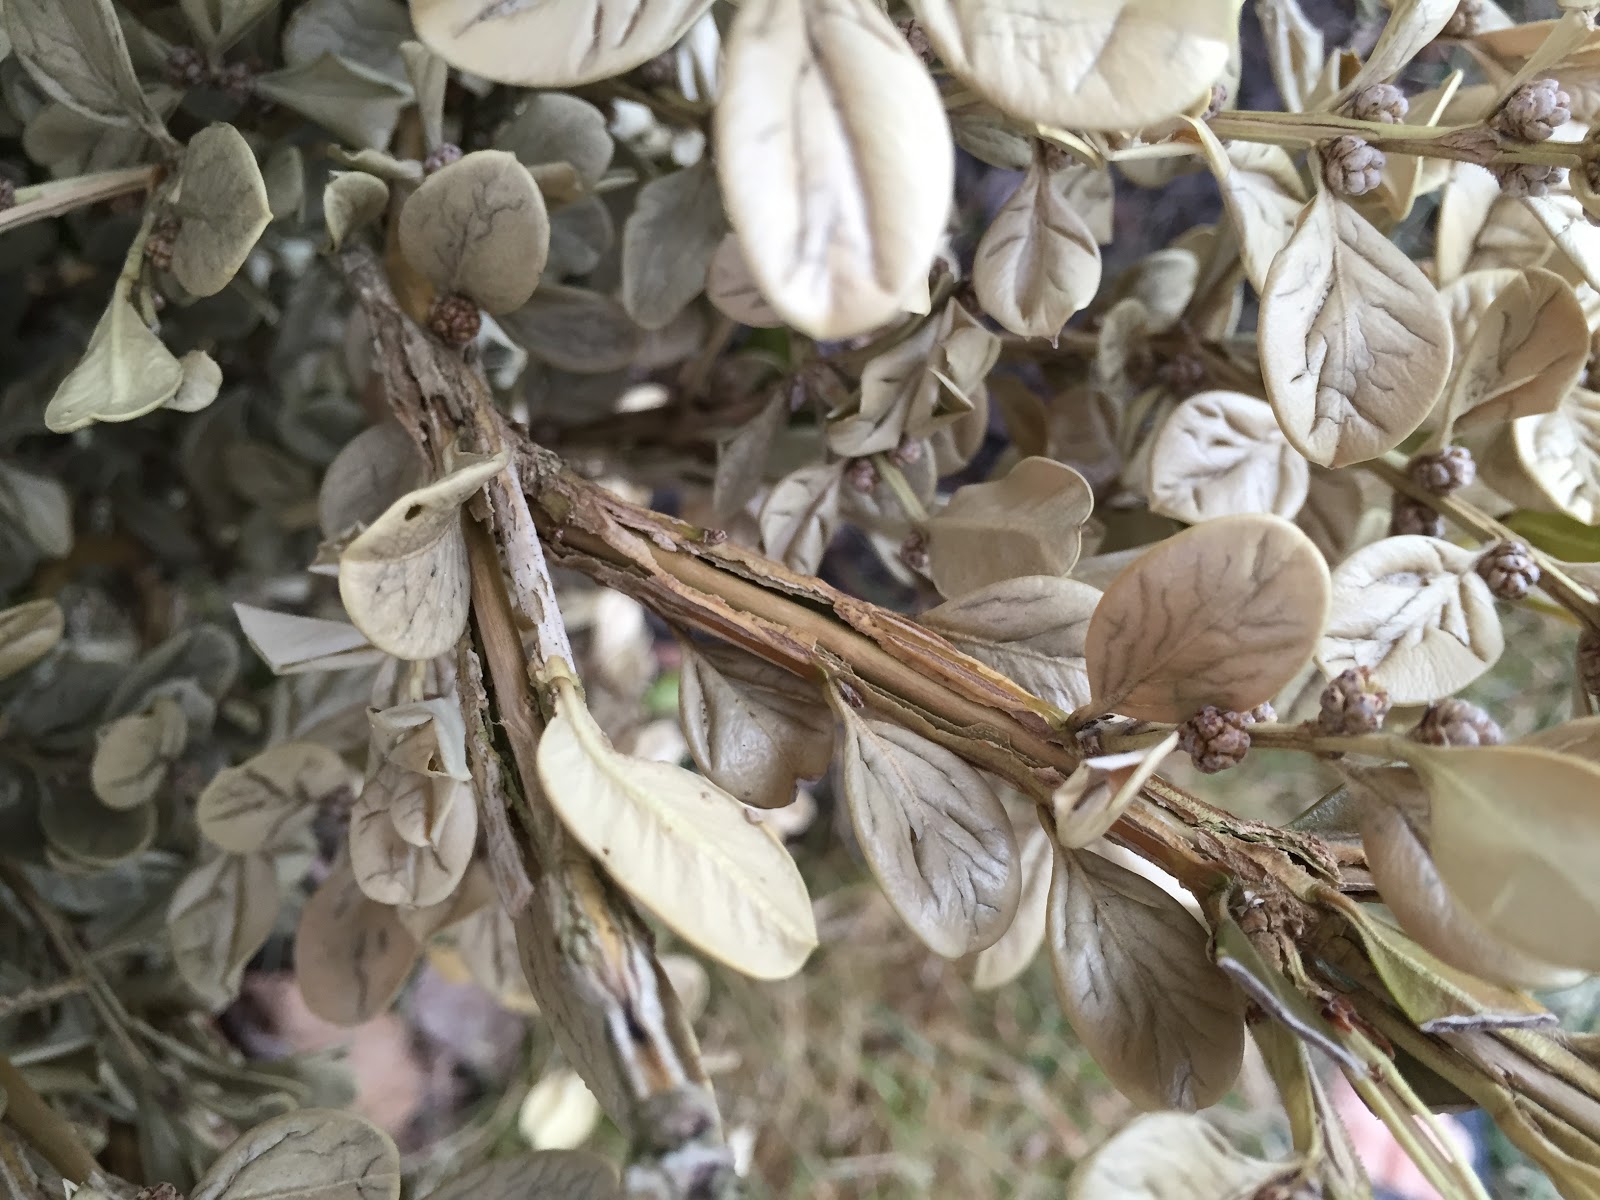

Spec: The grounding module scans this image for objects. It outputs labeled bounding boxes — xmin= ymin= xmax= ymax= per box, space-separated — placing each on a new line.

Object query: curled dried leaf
xmin=758 ymin=461 xmax=844 ymax=575
xmin=1064 ymin=1111 xmax=1292 ymax=1199
xmin=234 ymin=606 xmax=383 ymax=676
xmin=1053 ymin=737 xmax=1179 ymax=850
xmin=44 ymin=292 xmax=184 ymax=434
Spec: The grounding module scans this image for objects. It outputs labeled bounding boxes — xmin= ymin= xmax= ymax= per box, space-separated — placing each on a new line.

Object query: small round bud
xmin=889 ymin=436 xmax=924 ymax=467
xmin=1202 ymin=84 xmax=1227 ymax=121
xmin=428 ymin=293 xmax=481 ymax=347
xmin=165 ymin=45 xmax=208 ymax=89
xmin=1322 ymin=136 xmax=1385 ymax=197
xmin=1157 ymin=352 xmax=1207 ymax=395
xmin=1390 ymin=495 xmax=1444 ymax=539
xmin=1318 ymin=667 xmax=1392 ymax=735
xmin=1442 ymin=0 xmax=1483 ymax=38
xmin=1350 ymin=84 xmax=1408 ymax=125
xmin=1410 ymin=698 xmax=1503 ymax=747
xmin=217 ymin=61 xmax=255 ymax=102
xmin=899 ymin=530 xmax=929 ymax=574
xmin=424 ymin=143 xmax=463 ymax=174
xmin=633 ymin=52 xmax=677 ymax=88
xmin=1490 ymin=161 xmax=1567 ymax=199
xmin=145 ymin=214 xmax=180 ymax=272
xmin=1492 ymin=79 xmax=1571 ymax=144
xmin=1179 ymin=706 xmax=1254 ymax=774
xmin=0 ymin=178 xmax=14 ymax=212
xmin=1408 ymin=445 xmax=1475 ymax=495
xmin=896 ymin=17 xmax=935 ymax=66
xmin=136 ymin=1184 xmax=182 ymax=1200
xmin=1475 ymin=539 xmax=1540 ymax=600
xmin=845 ymin=458 xmax=879 ymax=493
xmin=1244 ymin=702 xmax=1276 ymax=725
xmin=1578 ymin=628 xmax=1600 ymax=698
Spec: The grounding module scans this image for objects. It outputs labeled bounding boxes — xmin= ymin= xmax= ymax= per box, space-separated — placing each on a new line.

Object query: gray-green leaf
xmin=621 ymin=160 xmax=726 ymax=330
xmin=6 ymin=0 xmax=161 ymax=129
xmin=170 ymin=124 xmax=272 ymax=297
xmin=190 ymin=1109 xmax=400 ymax=1200
xmin=253 ymin=53 xmax=411 ymax=150
xmin=44 ymin=291 xmax=184 ymax=433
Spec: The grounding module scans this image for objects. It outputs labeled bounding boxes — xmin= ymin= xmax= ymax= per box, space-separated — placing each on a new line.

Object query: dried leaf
xmin=925 ymin=457 xmax=1094 ymax=600
xmin=518 ymin=1070 xmax=602 ymax=1151
xmin=349 ymin=764 xmax=476 ymax=907
xmin=451 ymin=903 xmax=538 ymax=1013
xmin=1318 ymin=535 xmax=1503 ymax=705
xmin=284 ymin=0 xmax=412 ymax=79
xmin=40 ymin=784 xmax=156 ymax=866
xmin=1053 ymin=737 xmax=1179 ymax=850
xmin=1512 ymin=387 xmax=1600 ymax=523
xmin=920 ymin=575 xmax=1101 ymax=712
xmin=909 ymin=0 xmax=1237 ymax=132
xmin=972 ymin=155 xmax=1101 ymax=340
xmin=1333 ymin=0 xmax=1457 ymax=104
xmin=295 ymin=858 xmax=421 ymax=1025
xmin=179 ymin=0 xmax=277 ymax=51
xmin=197 ymin=741 xmax=351 ymax=853
xmin=338 ymin=447 xmax=509 ymax=661
xmin=973 ymin=823 xmax=1053 ymax=991
xmin=91 ymin=696 xmax=187 ymax=810
xmin=1148 ymin=390 xmax=1310 ymax=524
xmin=1085 ymin=515 xmax=1331 ymax=721
xmin=5 ymin=0 xmax=161 ymax=129
xmin=170 ymin=124 xmax=273 ymax=298
xmin=834 ymin=702 xmax=1020 ymax=959
xmin=0 ymin=463 xmax=73 ymax=559
xmin=319 ymin=420 xmax=428 ymax=541
xmin=190 ymin=1108 xmax=400 ymax=1200
xmin=500 ymin=286 xmax=643 ymax=374
xmin=758 ymin=461 xmax=843 ymax=575
xmin=678 ymin=637 xmax=833 ymax=809
xmin=716 ymin=0 xmax=953 ymax=339
xmin=536 ymin=670 xmax=818 ymax=980
xmin=494 ymin=93 xmax=614 ymax=187
xmin=412 ymin=0 xmax=712 ymax=88
xmin=705 ymin=233 xmax=782 ymax=329
xmin=0 ymin=599 xmax=64 ymax=682
xmin=253 ymin=53 xmax=411 ymax=151
xmin=398 ymin=151 xmax=548 ymax=314
xmin=1190 ymin=121 xmax=1308 ymax=293
xmin=167 ymin=853 xmax=280 ymax=1011
xmin=424 ymin=1152 xmax=620 ymax=1200
xmin=1259 ymin=190 xmax=1452 ymax=467
xmin=713 ymin=388 xmax=787 ymax=522
xmin=44 ymin=292 xmax=184 ymax=433
xmin=1067 ymin=1113 xmax=1292 ymax=1198
xmin=168 ymin=350 xmax=223 ymax=414
xmin=621 ymin=161 xmax=725 ymax=331
xmin=1258 ymin=0 xmax=1324 ymax=113
xmin=324 ymin=171 xmax=390 ymax=252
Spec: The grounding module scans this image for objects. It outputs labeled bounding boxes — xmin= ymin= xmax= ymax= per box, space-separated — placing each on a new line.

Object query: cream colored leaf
xmin=973 ymin=155 xmax=1101 ymax=339
xmin=425 ymin=1152 xmax=620 ymax=1200
xmin=909 ymin=0 xmax=1237 ymax=132
xmin=170 ymin=124 xmax=272 ymax=298
xmin=92 ymin=698 xmax=187 ymax=810
xmin=197 ymin=741 xmax=352 ymax=853
xmin=295 ymin=859 xmax=421 ymax=1026
xmin=412 ymin=0 xmax=712 ymax=88
xmin=1066 ymin=1112 xmax=1292 ymax=1200
xmin=500 ymin=286 xmax=643 ymax=374
xmin=44 ymin=292 xmax=184 ymax=433
xmin=1049 ymin=849 xmax=1247 ymax=1112
xmin=925 ymin=457 xmax=1094 ymax=600
xmin=972 ymin=824 xmax=1053 ymax=991
xmin=950 ymin=102 xmax=1035 ymax=171
xmin=1438 ymin=268 xmax=1588 ymax=437
xmin=370 ymin=698 xmax=472 ymax=785
xmin=1331 ymin=0 xmax=1457 ymax=106
xmin=678 ymin=637 xmax=833 ymax=809
xmin=919 ymin=575 xmax=1101 ymax=712
xmin=1190 ymin=121 xmax=1307 ymax=293
xmin=835 ymin=704 xmax=1020 ymax=959
xmin=338 ymin=447 xmax=509 ymax=661
xmin=167 ymin=350 xmax=223 ymax=414
xmin=1512 ymin=387 xmax=1600 ymax=523
xmin=1085 ymin=515 xmax=1330 ymax=721
xmin=319 ymin=420 xmax=428 ymax=541
xmin=324 ymin=171 xmax=390 ymax=251
xmin=167 ymin=853 xmax=280 ymax=1011
xmin=234 ymin=605 xmax=383 ymax=675
xmin=518 ymin=1070 xmax=602 ymax=1151
xmin=715 ymin=0 xmax=953 ymax=339
xmin=1053 ymin=736 xmax=1179 ymax=850
xmin=536 ymin=671 xmax=817 ymax=980
xmin=621 ymin=160 xmax=726 ymax=331
xmin=1296 ymin=465 xmax=1383 ymax=565
xmin=705 ymin=233 xmax=782 ymax=328
xmin=1149 ymin=390 xmax=1310 ymax=523
xmin=1317 ymin=535 xmax=1502 ymax=705
xmin=190 ymin=1108 xmax=400 ymax=1200
xmin=1437 ymin=165 xmax=1552 ymax=284
xmin=397 ymin=151 xmax=548 ymax=313
xmin=350 ymin=765 xmax=476 ymax=907
xmin=1260 ymin=190 xmax=1452 ymax=467
xmin=398 ymin=861 xmax=494 ymax=941
xmin=0 ymin=599 xmax=63 ymax=682
xmin=1523 ymin=194 xmax=1600 ymax=295
xmin=1257 ymin=0 xmax=1324 ymax=112
xmin=5 ymin=0 xmax=160 ymax=129
xmin=758 ymin=461 xmax=843 ymax=575
xmin=1410 ymin=745 xmax=1600 ymax=973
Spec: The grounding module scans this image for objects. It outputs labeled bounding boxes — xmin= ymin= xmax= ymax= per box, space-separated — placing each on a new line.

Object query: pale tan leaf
xmin=1260 ymin=190 xmax=1452 ymax=467
xmin=324 ymin=171 xmax=390 ymax=252
xmin=1148 ymin=390 xmax=1310 ymax=524
xmin=168 ymin=350 xmax=223 ymax=414
xmin=925 ymin=457 xmax=1094 ymax=600
xmin=973 ymin=156 xmax=1101 ymax=339
xmin=909 ymin=0 xmax=1237 ymax=132
xmin=1523 ymin=193 xmax=1600 ymax=295
xmin=412 ymin=0 xmax=713 ymax=88
xmin=536 ymin=672 xmax=818 ymax=980
xmin=1053 ymin=736 xmax=1180 ymax=850
xmin=1411 ymin=744 xmax=1600 ymax=972
xmin=44 ymin=292 xmax=184 ymax=433
xmin=167 ymin=853 xmax=280 ymax=1011
xmin=349 ymin=766 xmax=476 ymax=907
xmin=715 ymin=0 xmax=953 ymax=339
xmin=758 ymin=461 xmax=843 ymax=575
xmin=1190 ymin=121 xmax=1307 ymax=293
xmin=338 ymin=447 xmax=509 ymax=661
xmin=705 ymin=233 xmax=782 ymax=328
xmin=170 ymin=123 xmax=272 ymax=298
xmin=1296 ymin=466 xmax=1383 ymax=565
xmin=1437 ymin=165 xmax=1552 ymax=284
xmin=518 ymin=1070 xmax=602 ymax=1151
xmin=835 ymin=704 xmax=1020 ymax=959
xmin=678 ymin=637 xmax=834 ymax=809
xmin=919 ymin=575 xmax=1101 ymax=712
xmin=197 ymin=741 xmax=352 ymax=853
xmin=1066 ymin=1112 xmax=1293 ymax=1200
xmin=1512 ymin=387 xmax=1600 ymax=523
xmin=397 ymin=151 xmax=548 ymax=314
xmin=949 ymin=101 xmax=1034 ymax=171
xmin=621 ymin=160 xmax=725 ymax=331
xmin=972 ymin=824 xmax=1053 ymax=991
xmin=1317 ymin=535 xmax=1503 ymax=705
xmin=318 ymin=420 xmax=428 ymax=541
xmin=424 ymin=1152 xmax=620 ymax=1200
xmin=397 ymin=861 xmax=494 ymax=942
xmin=91 ymin=697 xmax=187 ymax=810
xmin=234 ymin=605 xmax=383 ymax=676
xmin=295 ymin=859 xmax=421 ymax=1026
xmin=1049 ymin=850 xmax=1247 ymax=1112
xmin=1085 ymin=515 xmax=1330 ymax=721
xmin=254 ymin=53 xmax=411 ymax=151
xmin=451 ymin=902 xmax=538 ymax=1014
xmin=1257 ymin=0 xmax=1324 ymax=112
xmin=1332 ymin=0 xmax=1457 ymax=106
xmin=190 ymin=1108 xmax=400 ymax=1200
xmin=0 ymin=599 xmax=64 ymax=682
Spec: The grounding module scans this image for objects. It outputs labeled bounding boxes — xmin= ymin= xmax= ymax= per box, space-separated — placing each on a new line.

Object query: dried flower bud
xmin=165 ymin=45 xmax=208 ymax=90
xmin=845 ymin=459 xmax=878 ymax=493
xmin=0 ymin=177 xmax=14 ymax=212
xmin=1578 ymin=628 xmax=1600 ymax=698
xmin=634 ymin=52 xmax=677 ymax=88
xmin=1492 ymin=79 xmax=1571 ymax=143
xmin=1203 ymin=84 xmax=1227 ymax=121
xmin=1410 ymin=698 xmax=1503 ymax=747
xmin=135 ymin=1184 xmax=181 ymax=1200
xmin=889 ymin=436 xmax=923 ymax=467
xmin=1157 ymin=352 xmax=1207 ymax=395
xmin=1179 ymin=706 xmax=1254 ymax=774
xmin=1490 ymin=161 xmax=1567 ymax=199
xmin=1321 ymin=136 xmax=1385 ymax=197
xmin=899 ymin=530 xmax=929 ymax=574
xmin=145 ymin=215 xmax=180 ymax=273
xmin=1408 ymin=445 xmax=1475 ymax=495
xmin=424 ymin=143 xmax=464 ymax=174
xmin=1318 ymin=667 xmax=1392 ymax=735
xmin=218 ymin=61 xmax=255 ymax=103
xmin=1349 ymin=84 xmax=1408 ymax=125
xmin=1475 ymin=540 xmax=1540 ymax=600
xmin=896 ymin=17 xmax=935 ymax=65
xmin=1442 ymin=0 xmax=1483 ymax=38
xmin=428 ymin=293 xmax=481 ymax=348
xmin=1244 ymin=702 xmax=1276 ymax=725
xmin=1389 ymin=495 xmax=1444 ymax=538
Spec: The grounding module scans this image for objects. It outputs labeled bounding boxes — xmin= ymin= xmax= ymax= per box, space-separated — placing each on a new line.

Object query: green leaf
xmin=1503 ymin=508 xmax=1600 ymax=562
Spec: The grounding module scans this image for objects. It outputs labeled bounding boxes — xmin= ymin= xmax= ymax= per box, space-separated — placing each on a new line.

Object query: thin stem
xmin=0 ymin=975 xmax=90 ymax=1019
xmin=0 ymin=165 xmax=161 ymax=235
xmin=0 ymin=1053 xmax=100 ymax=1184
xmin=1343 ymin=1066 xmax=1475 ymax=1200
xmin=871 ymin=454 xmax=928 ymax=523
